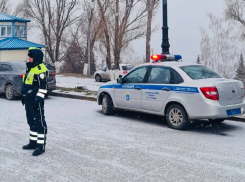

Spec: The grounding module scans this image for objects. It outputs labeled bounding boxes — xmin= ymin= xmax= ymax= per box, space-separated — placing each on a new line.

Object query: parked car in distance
xmin=0 ymin=61 xmax=56 ymax=100
xmin=94 ymin=64 xmax=134 ymax=82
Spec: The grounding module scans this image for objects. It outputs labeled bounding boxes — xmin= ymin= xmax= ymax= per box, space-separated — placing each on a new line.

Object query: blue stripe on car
xmin=100 ymin=85 xmax=199 ymax=93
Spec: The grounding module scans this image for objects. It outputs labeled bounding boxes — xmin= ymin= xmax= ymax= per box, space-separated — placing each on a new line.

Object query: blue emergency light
xmin=174 ymin=55 xmax=182 ymax=60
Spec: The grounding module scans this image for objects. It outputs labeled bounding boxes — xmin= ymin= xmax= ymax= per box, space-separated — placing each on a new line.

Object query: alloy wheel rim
xmin=169 ymin=108 xmax=183 ymax=126
xmin=96 ymin=75 xmax=100 ymax=81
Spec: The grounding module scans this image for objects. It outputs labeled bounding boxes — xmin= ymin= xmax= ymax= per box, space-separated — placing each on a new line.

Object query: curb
xmin=50 ymin=92 xmax=97 ymax=102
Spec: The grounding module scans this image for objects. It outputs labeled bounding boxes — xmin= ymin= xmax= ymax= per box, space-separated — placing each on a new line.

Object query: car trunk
xmin=212 ymin=79 xmax=244 ymax=106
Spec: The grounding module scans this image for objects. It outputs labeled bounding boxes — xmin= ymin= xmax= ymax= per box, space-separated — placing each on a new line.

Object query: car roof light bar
xmin=151 ymin=54 xmax=182 ymax=62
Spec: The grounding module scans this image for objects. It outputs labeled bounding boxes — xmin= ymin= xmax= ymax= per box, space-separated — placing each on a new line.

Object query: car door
xmin=142 ymin=66 xmax=174 ymax=112
xmin=115 ymin=66 xmax=149 ymax=109
xmin=0 ymin=64 xmax=10 ymax=92
xmin=100 ymin=66 xmax=110 ymax=80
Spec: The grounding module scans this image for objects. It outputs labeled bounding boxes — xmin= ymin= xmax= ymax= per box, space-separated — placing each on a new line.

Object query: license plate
xmin=226 ymin=108 xmax=241 ymax=116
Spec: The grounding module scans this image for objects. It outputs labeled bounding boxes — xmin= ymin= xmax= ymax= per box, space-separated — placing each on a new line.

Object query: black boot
xmin=32 ymin=144 xmax=45 ymax=156
xmin=23 ymin=140 xmax=36 ymax=150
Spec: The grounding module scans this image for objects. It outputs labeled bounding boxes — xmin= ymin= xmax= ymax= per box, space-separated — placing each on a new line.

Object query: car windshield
xmin=15 ymin=62 xmax=26 ymax=70
xmin=180 ymin=65 xmax=222 ymax=80
xmin=122 ymin=65 xmax=134 ymax=70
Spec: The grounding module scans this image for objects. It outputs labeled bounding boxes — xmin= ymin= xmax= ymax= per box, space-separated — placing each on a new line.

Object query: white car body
xmin=97 ymin=62 xmax=245 ymax=122
xmin=94 ymin=64 xmax=134 ymax=82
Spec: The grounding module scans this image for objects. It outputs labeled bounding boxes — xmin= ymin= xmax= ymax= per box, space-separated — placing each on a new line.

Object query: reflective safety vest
xmin=23 ymin=63 xmax=48 ymax=85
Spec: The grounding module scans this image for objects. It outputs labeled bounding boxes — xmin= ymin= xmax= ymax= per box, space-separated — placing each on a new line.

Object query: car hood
xmin=104 ymin=81 xmax=117 ymax=85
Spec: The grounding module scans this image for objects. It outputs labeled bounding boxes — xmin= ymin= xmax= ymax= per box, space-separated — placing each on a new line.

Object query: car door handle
xmin=135 ymin=87 xmax=141 ymax=90
xmin=162 ymin=88 xmax=171 ymax=91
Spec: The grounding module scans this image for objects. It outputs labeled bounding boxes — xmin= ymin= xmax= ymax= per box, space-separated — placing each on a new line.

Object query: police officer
xmin=21 ymin=47 xmax=48 ymax=156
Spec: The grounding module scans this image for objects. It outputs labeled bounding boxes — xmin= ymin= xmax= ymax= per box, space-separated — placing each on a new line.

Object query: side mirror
xmin=117 ymin=77 xmax=123 ymax=84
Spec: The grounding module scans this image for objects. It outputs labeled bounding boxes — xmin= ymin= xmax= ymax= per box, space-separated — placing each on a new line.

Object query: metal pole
xmin=87 ymin=1 xmax=91 ymax=75
xmin=161 ymin=0 xmax=170 ymax=54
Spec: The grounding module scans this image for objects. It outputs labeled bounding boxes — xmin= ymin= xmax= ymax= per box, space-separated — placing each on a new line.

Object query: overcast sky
xmin=135 ymin=0 xmax=225 ymax=63
xmin=9 ymin=0 xmax=225 ymax=63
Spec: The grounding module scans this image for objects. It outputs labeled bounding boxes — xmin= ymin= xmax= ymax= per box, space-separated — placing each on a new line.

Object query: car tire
xmin=166 ymin=104 xmax=190 ymax=130
xmin=95 ymin=74 xmax=102 ymax=82
xmin=209 ymin=119 xmax=225 ymax=123
xmin=5 ymin=84 xmax=15 ymax=100
xmin=102 ymin=94 xmax=114 ymax=115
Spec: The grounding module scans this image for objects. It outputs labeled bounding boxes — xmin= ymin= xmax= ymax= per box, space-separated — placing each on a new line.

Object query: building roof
xmin=0 ymin=14 xmax=30 ymax=22
xmin=0 ymin=38 xmax=45 ymax=50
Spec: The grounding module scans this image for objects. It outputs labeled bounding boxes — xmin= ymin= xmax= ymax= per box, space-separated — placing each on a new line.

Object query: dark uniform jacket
xmin=21 ymin=49 xmax=48 ymax=100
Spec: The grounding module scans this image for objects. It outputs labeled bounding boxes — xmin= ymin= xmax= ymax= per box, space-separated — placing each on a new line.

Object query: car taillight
xmin=21 ymin=74 xmax=24 ymax=79
xmin=200 ymin=87 xmax=219 ymax=101
xmin=50 ymin=73 xmax=56 ymax=76
xmin=123 ymin=71 xmax=127 ymax=74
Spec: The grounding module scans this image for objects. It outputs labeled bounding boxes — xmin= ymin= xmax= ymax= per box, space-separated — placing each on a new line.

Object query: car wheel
xmin=209 ymin=119 xmax=225 ymax=123
xmin=166 ymin=104 xmax=190 ymax=130
xmin=102 ymin=94 xmax=114 ymax=115
xmin=95 ymin=74 xmax=102 ymax=82
xmin=5 ymin=84 xmax=15 ymax=100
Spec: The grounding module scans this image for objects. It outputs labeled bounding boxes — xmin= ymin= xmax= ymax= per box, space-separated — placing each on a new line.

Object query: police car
xmin=97 ymin=54 xmax=245 ymax=130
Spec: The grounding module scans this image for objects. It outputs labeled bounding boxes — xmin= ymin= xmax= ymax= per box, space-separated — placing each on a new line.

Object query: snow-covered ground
xmin=56 ymin=75 xmax=106 ymax=91
xmin=1 ymin=97 xmax=245 ymax=181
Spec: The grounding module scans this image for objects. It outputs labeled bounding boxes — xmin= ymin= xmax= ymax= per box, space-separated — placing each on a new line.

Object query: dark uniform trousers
xmin=25 ymin=98 xmax=47 ymax=147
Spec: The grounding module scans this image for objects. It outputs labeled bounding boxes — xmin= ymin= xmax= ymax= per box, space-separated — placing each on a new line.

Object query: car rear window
xmin=180 ymin=65 xmax=221 ymax=80
xmin=44 ymin=62 xmax=56 ymax=71
xmin=122 ymin=65 xmax=134 ymax=70
xmin=15 ymin=62 xmax=26 ymax=70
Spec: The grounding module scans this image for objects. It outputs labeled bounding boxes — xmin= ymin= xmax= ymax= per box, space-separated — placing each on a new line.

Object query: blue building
xmin=0 ymin=13 xmax=45 ymax=62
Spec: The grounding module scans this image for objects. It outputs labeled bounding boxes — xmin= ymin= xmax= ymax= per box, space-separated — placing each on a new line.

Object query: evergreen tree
xmin=235 ymin=53 xmax=245 ymax=83
xmin=197 ymin=55 xmax=201 ymax=64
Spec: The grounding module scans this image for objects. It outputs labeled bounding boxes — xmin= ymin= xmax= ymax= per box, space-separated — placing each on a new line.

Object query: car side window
xmin=0 ymin=64 xmax=11 ymax=72
xmin=147 ymin=67 xmax=172 ymax=84
xmin=102 ymin=66 xmax=107 ymax=72
xmin=172 ymin=69 xmax=184 ymax=84
xmin=123 ymin=67 xmax=148 ymax=83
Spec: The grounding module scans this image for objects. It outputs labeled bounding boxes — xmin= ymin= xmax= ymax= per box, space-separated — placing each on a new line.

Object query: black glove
xmin=21 ymin=96 xmax=25 ymax=106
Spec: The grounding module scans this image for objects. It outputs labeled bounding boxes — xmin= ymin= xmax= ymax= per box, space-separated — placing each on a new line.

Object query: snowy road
xmin=1 ymin=96 xmax=245 ymax=182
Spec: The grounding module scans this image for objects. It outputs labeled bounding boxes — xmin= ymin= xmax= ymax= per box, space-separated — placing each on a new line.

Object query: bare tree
xmin=97 ymin=0 xmax=112 ymax=70
xmin=21 ymin=0 xmax=80 ymax=64
xmin=200 ymin=14 xmax=239 ymax=78
xmin=114 ymin=0 xmax=120 ymax=69
xmin=0 ymin=0 xmax=9 ymax=13
xmin=110 ymin=0 xmax=148 ymax=69
xmin=144 ymin=0 xmax=160 ymax=62
xmin=61 ymin=1 xmax=107 ymax=74
xmin=81 ymin=1 xmax=104 ymax=65
xmin=225 ymin=0 xmax=245 ymax=40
